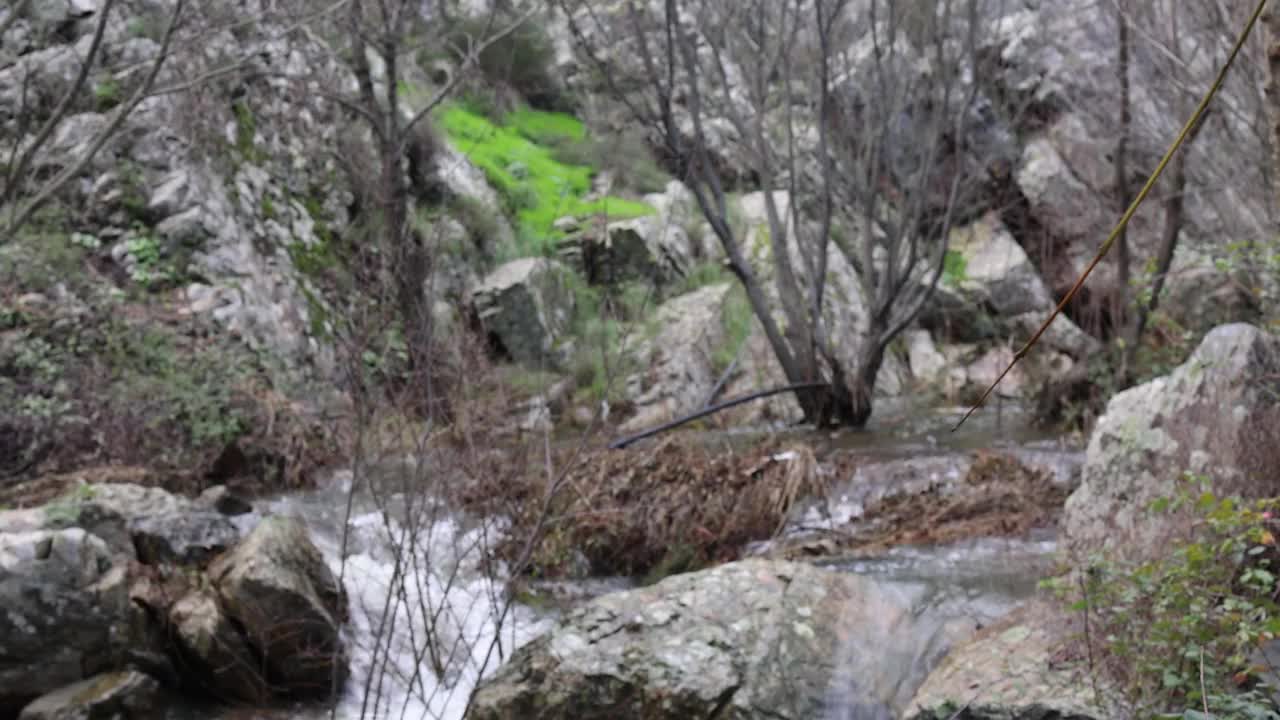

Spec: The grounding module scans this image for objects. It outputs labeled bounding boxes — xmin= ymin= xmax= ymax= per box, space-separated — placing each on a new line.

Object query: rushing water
xmin=208 ymin=402 xmax=1077 ymax=720
xmin=219 ymin=469 xmax=552 ymax=720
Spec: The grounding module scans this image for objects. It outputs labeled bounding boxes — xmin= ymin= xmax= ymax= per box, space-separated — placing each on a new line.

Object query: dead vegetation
xmin=795 ymin=451 xmax=1069 ymax=558
xmin=457 ymin=437 xmax=824 ymax=579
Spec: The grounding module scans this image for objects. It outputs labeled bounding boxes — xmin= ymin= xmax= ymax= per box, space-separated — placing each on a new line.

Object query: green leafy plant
xmin=1047 ymin=475 xmax=1280 ymax=717
xmin=123 ymin=225 xmax=176 ymax=288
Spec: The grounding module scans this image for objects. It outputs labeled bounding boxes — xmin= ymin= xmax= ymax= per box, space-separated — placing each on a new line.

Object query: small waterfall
xmin=250 ymin=470 xmax=552 ymax=720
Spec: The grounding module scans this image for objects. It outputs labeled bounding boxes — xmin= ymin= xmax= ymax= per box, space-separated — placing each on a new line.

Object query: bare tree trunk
xmin=1123 ymin=119 xmax=1203 ymax=373
xmin=1266 ymin=7 xmax=1280 ymax=217
xmin=1113 ymin=0 xmax=1134 ymax=360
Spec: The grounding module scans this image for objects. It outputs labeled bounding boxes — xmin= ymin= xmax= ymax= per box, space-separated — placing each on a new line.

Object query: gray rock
xmin=1063 ymin=323 xmax=1280 ymax=561
xmin=620 ymin=283 xmax=732 ymax=432
xmin=471 ymin=258 xmax=575 ymax=367
xmin=26 ymin=483 xmax=240 ymax=564
xmin=575 ymin=215 xmax=691 ymax=286
xmin=1162 ymin=245 xmax=1263 ymax=336
xmin=922 ymin=213 xmax=1095 ymax=358
xmin=196 ymin=485 xmax=253 ymax=516
xmin=146 ymin=169 xmax=191 ymax=221
xmin=0 ymin=529 xmax=133 ymax=711
xmin=904 ymin=329 xmax=948 ymax=386
xmin=908 ymin=606 xmax=1106 ymax=720
xmin=169 ymin=588 xmax=268 ymax=704
xmin=131 ymin=510 xmax=239 ymax=566
xmin=209 ymin=516 xmax=348 ymax=698
xmin=469 ymin=559 xmax=976 ymax=720
xmin=17 ymin=670 xmax=161 ymax=720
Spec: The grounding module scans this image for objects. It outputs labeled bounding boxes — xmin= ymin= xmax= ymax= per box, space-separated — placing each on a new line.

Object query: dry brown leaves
xmin=465 ymin=437 xmax=824 ymax=579
xmin=841 ymin=451 xmax=1069 ymax=555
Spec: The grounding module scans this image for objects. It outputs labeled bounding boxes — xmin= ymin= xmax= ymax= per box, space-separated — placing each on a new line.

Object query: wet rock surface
xmin=209 ymin=516 xmax=349 ymax=698
xmin=469 ymin=559 xmax=982 ymax=720
xmin=17 ymin=670 xmax=163 ymax=720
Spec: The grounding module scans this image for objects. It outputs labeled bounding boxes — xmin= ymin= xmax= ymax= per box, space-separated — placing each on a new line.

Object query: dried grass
xmin=460 ymin=438 xmax=823 ymax=579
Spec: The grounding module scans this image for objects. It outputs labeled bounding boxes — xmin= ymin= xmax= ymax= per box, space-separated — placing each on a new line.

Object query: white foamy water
xmin=249 ymin=470 xmax=552 ymax=720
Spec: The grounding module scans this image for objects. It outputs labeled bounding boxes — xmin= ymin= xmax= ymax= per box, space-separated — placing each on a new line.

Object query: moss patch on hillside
xmin=438 ymin=106 xmax=653 ymax=257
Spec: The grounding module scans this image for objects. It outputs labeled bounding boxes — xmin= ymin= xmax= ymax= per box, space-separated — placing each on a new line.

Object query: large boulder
xmin=17 ymin=670 xmax=162 ymax=720
xmin=570 ymin=215 xmax=693 ymax=287
xmin=168 ymin=588 xmax=269 ymax=704
xmin=0 ymin=528 xmax=134 ymax=715
xmin=1063 ymin=323 xmax=1280 ymax=561
xmin=471 ymin=258 xmax=576 ymax=368
xmin=469 ymin=559 xmax=977 ymax=720
xmin=208 ymin=516 xmax=348 ymax=698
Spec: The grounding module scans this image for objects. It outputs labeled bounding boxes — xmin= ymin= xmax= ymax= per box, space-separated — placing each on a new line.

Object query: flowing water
xmin=211 ymin=401 xmax=1078 ymax=720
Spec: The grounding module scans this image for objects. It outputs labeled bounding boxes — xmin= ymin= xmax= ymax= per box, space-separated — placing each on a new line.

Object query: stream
xmin=215 ymin=401 xmax=1080 ymax=720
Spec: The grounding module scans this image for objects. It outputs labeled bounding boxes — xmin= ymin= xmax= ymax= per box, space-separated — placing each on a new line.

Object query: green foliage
xmin=101 ymin=322 xmax=249 ymax=450
xmin=438 ymin=105 xmax=653 ymax=257
xmin=43 ymin=484 xmax=97 ymax=526
xmin=118 ymin=165 xmax=150 ymax=224
xmin=1047 ymin=476 xmax=1280 ymax=717
xmin=1216 ymin=239 xmax=1280 ymax=331
xmin=942 ymin=249 xmax=968 ymax=286
xmin=506 ymin=108 xmax=586 ymax=145
xmin=123 ymin=224 xmax=178 ymax=289
xmin=673 ymin=261 xmax=731 ymax=296
xmin=93 ymin=77 xmax=120 ymax=111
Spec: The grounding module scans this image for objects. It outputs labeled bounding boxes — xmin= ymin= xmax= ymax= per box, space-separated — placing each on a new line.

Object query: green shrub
xmin=1045 ymin=475 xmax=1280 ymax=718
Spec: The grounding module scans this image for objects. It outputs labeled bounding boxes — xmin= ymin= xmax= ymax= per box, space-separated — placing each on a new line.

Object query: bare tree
xmin=334 ymin=0 xmax=534 ymax=419
xmin=1 ymin=0 xmax=185 ymax=236
xmin=558 ymin=0 xmax=996 ymax=426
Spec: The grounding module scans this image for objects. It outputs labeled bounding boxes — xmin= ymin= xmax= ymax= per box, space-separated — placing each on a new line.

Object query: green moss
xmin=438 ymin=106 xmax=653 ymax=257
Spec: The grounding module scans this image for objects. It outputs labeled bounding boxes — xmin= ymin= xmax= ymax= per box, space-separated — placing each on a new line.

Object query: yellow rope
xmin=954 ymin=0 xmax=1271 ymax=431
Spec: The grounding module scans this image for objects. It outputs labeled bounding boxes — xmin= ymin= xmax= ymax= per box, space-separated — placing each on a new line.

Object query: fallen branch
xmin=607 ymin=382 xmax=829 ymax=450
